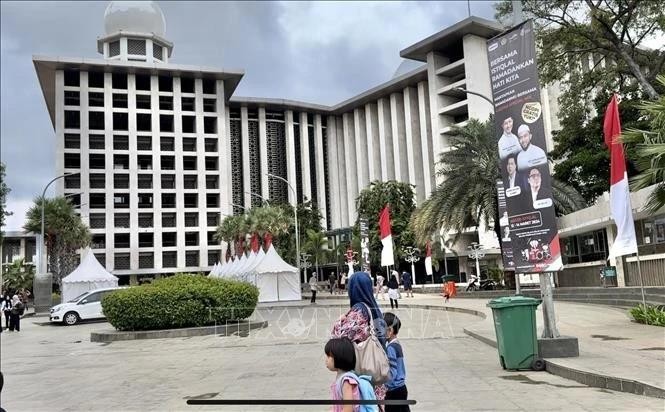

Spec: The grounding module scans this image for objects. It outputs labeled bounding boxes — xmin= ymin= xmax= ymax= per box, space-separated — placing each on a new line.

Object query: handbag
xmin=353 ymin=303 xmax=390 ymax=385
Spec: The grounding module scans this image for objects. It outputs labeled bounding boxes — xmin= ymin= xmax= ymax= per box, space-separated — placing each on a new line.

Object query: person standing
xmin=375 ymin=273 xmax=385 ymax=300
xmin=384 ymin=312 xmax=409 ymax=411
xmin=329 ymin=272 xmax=338 ymax=295
xmin=340 ymin=272 xmax=347 ymax=294
xmin=387 ymin=274 xmax=400 ymax=309
xmin=9 ymin=295 xmax=24 ymax=332
xmin=401 ymin=271 xmax=413 ymax=298
xmin=309 ymin=273 xmax=319 ymax=304
xmin=1 ymin=295 xmax=12 ymax=330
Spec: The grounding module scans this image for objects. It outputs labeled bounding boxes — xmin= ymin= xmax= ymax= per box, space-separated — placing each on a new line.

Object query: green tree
xmin=2 ymin=258 xmax=34 ymax=292
xmin=303 ymin=229 xmax=329 ymax=281
xmin=23 ymin=196 xmax=90 ymax=283
xmin=355 ymin=180 xmax=417 ymax=267
xmin=622 ymin=74 xmax=665 ymax=213
xmin=410 ymin=118 xmax=586 ymax=245
xmin=495 ymin=0 xmax=664 ymax=100
xmin=0 ymin=162 xmax=11 ymax=241
xmin=248 ymin=205 xmax=292 ymax=248
xmin=273 ymin=200 xmax=323 ymax=265
xmin=215 ymin=214 xmax=249 ymax=256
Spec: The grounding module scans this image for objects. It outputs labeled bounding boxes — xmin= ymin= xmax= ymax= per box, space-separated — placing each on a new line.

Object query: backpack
xmin=335 ymin=371 xmax=378 ymax=412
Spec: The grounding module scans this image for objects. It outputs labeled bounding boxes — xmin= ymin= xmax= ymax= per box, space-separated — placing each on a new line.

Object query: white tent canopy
xmin=251 ymin=245 xmax=301 ymax=302
xmin=61 ymin=248 xmax=119 ymax=302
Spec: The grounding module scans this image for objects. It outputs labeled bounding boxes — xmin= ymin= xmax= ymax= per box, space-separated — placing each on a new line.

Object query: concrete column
xmin=417 ymin=81 xmax=435 ymax=197
xmin=403 ymin=86 xmax=425 ymax=202
xmin=173 ymin=76 xmax=185 ymax=269
xmin=365 ymin=103 xmax=381 ymax=182
xmin=150 ymin=75 xmax=162 ymax=269
xmin=462 ymin=34 xmax=493 ymax=121
xmin=390 ymin=92 xmax=408 ymax=183
xmin=102 ymin=72 xmax=114 ymax=269
xmin=285 ymin=110 xmax=297 ymax=205
xmin=605 ymin=224 xmax=626 ymax=287
xmin=335 ymin=116 xmax=349 ymax=226
xmin=78 ymin=71 xmax=91 ymax=229
xmin=299 ymin=112 xmax=312 ymax=202
xmin=426 ymin=52 xmax=449 ymax=185
xmin=241 ymin=107 xmax=251 ymax=207
xmin=342 ymin=112 xmax=358 ymax=223
xmin=354 ymin=108 xmax=369 ymax=192
xmin=258 ymin=108 xmax=269 ymax=200
xmin=127 ymin=73 xmax=139 ymax=271
xmin=377 ymin=98 xmax=394 ymax=181
xmin=194 ymin=78 xmax=207 ymax=268
xmin=326 ymin=115 xmax=342 ymax=229
xmin=314 ymin=114 xmax=327 ymax=229
xmin=223 ymin=106 xmax=232 ymax=216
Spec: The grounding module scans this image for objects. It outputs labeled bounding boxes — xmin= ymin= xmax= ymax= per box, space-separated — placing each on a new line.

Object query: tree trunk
xmin=614 ymin=44 xmax=660 ymax=100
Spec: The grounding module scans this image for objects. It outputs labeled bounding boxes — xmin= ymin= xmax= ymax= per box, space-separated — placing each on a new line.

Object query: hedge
xmin=102 ymin=274 xmax=259 ymax=331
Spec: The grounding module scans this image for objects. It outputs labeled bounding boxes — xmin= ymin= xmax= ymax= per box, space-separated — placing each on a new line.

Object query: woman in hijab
xmin=1 ymin=294 xmax=12 ymax=330
xmin=8 ymin=295 xmax=23 ymax=332
xmin=387 ymin=274 xmax=400 ymax=309
xmin=331 ymin=271 xmax=388 ymax=404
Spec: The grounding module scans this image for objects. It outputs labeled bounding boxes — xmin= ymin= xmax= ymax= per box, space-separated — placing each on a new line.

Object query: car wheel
xmin=63 ymin=312 xmax=79 ymax=326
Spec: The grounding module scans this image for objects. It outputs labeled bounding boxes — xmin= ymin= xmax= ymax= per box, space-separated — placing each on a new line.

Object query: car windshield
xmin=68 ymin=293 xmax=89 ymax=303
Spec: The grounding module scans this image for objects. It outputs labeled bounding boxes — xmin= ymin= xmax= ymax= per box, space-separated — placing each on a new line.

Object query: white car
xmin=50 ymin=287 xmax=124 ymax=325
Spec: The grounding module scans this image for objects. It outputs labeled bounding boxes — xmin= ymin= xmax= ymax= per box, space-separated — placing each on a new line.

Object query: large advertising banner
xmin=496 ymin=180 xmax=515 ymax=270
xmin=487 ymin=20 xmax=562 ymax=273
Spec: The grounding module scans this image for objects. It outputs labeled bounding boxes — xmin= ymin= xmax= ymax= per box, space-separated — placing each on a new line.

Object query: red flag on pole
xmin=603 ymin=94 xmax=637 ymax=260
xmin=379 ymin=205 xmax=394 ymax=267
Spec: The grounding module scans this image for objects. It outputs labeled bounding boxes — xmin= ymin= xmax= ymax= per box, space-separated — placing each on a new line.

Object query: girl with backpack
xmin=325 ymin=337 xmax=378 ymax=412
xmin=331 ymin=273 xmax=388 ymax=406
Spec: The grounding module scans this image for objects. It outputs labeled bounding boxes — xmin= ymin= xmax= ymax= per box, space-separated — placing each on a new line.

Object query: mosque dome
xmin=104 ymin=1 xmax=166 ymax=37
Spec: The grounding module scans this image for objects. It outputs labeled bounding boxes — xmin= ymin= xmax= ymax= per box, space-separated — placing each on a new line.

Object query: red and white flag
xmin=425 ymin=240 xmax=433 ymax=276
xmin=379 ymin=205 xmax=394 ymax=267
xmin=603 ymin=94 xmax=638 ymax=261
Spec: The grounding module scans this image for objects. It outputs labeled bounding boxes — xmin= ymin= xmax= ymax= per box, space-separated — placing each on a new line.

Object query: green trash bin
xmin=487 ymin=296 xmax=545 ymax=371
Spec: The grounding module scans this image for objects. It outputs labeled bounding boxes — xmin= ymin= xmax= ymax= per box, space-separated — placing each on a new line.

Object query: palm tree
xmin=248 ymin=206 xmax=291 ymax=250
xmin=24 ymin=196 xmax=90 ymax=283
xmin=410 ymin=118 xmax=586 ymax=245
xmin=622 ymin=75 xmax=665 ymax=213
xmin=215 ymin=214 xmax=248 ymax=257
xmin=303 ymin=229 xmax=329 ymax=281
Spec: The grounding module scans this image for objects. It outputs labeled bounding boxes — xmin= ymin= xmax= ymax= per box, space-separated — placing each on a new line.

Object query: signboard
xmin=359 ymin=217 xmax=370 ymax=270
xmin=496 ymin=180 xmax=515 ymax=270
xmin=487 ymin=20 xmax=562 ymax=273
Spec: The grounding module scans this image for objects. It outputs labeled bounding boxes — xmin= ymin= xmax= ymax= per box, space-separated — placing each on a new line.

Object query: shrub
xmin=102 ymin=274 xmax=259 ymax=331
xmin=629 ymin=304 xmax=665 ymax=327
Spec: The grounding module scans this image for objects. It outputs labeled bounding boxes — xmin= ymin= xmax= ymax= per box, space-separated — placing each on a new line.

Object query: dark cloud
xmin=0 ymin=1 xmax=495 ymax=230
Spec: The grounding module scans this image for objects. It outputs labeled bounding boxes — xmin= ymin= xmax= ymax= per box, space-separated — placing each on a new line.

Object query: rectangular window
xmin=208 ymin=250 xmax=219 ymax=266
xmin=138 ymin=252 xmax=154 ymax=269
xmin=89 ymin=213 xmax=105 ymax=229
xmin=203 ymin=98 xmax=216 ymax=113
xmin=205 ymin=175 xmax=219 ymax=189
xmin=162 ymin=232 xmax=177 ymax=247
xmin=113 ymin=93 xmax=128 ymax=108
xmin=182 ymin=137 xmax=197 ymax=152
xmin=137 ymin=174 xmax=152 ymax=189
xmin=112 ymin=73 xmax=127 ymax=89
xmin=114 ymin=233 xmax=130 ymax=248
xmin=138 ymin=213 xmax=153 ymax=228
xmin=161 ymin=174 xmax=175 ymax=189
xmin=64 ymin=133 xmax=80 ymax=149
xmin=114 ymin=213 xmax=130 ymax=228
xmin=89 ymin=154 xmax=105 ymax=169
xmin=153 ymin=44 xmax=163 ymax=60
xmin=113 ymin=154 xmax=129 ymax=170
xmin=64 ymin=91 xmax=80 ymax=106
xmin=137 ymin=113 xmax=151 ymax=131
xmin=89 ymin=92 xmax=104 ymax=107
xmin=113 ymin=135 xmax=129 ymax=150
xmin=91 ymin=234 xmax=106 ymax=250
xmin=159 ymin=95 xmax=173 ymax=110
xmin=185 ymin=232 xmax=199 ymax=246
xmin=185 ymin=251 xmax=199 ymax=267
xmin=206 ymin=193 xmax=219 ymax=208
xmin=204 ymin=117 xmax=217 ymax=134
xmin=184 ymin=193 xmax=198 ymax=208
xmin=89 ymin=193 xmax=105 ymax=209
xmin=181 ymin=77 xmax=195 ymax=93
xmin=114 ymin=253 xmax=130 ymax=270
xmin=207 ymin=212 xmax=219 ymax=227
xmin=158 ymin=76 xmax=172 ymax=92
xmin=65 ymin=153 xmax=81 ymax=169
xmin=161 ymin=193 xmax=176 ymax=208
xmin=160 ymin=137 xmax=174 ymax=151
xmin=113 ymin=174 xmax=129 ymax=189
xmin=137 ymin=155 xmax=152 ymax=170
xmin=202 ymin=78 xmax=216 ymax=94
xmin=109 ymin=41 xmax=120 ymax=57
xmin=204 ymin=138 xmax=217 ymax=152
xmin=182 ymin=115 xmax=196 ymax=133
xmin=181 ymin=97 xmax=195 ymax=112
xmin=162 ymin=251 xmax=177 ymax=268
xmin=160 ymin=156 xmax=175 ymax=170
xmin=162 ymin=213 xmax=176 ymax=228
xmin=113 ymin=112 xmax=128 ymax=130
xmin=183 ymin=156 xmax=197 ymax=171
xmin=138 ymin=193 xmax=153 ymax=208
xmin=89 ymin=134 xmax=105 ymax=150
xmin=64 ymin=174 xmax=80 ymax=189
xmin=89 ymin=173 xmax=105 ymax=188
xmin=135 ymin=74 xmax=150 ymax=91
xmin=88 ymin=71 xmax=104 ymax=88
xmin=64 ymin=70 xmax=79 ymax=87
xmin=160 ymin=114 xmax=174 ymax=132
xmin=64 ymin=111 xmax=80 ymax=129
xmin=205 ymin=157 xmax=218 ymax=171
xmin=136 ymin=94 xmax=151 ymax=109
xmin=89 ymin=112 xmax=105 ymax=130
xmin=183 ymin=175 xmax=198 ymax=189
xmin=185 ymin=212 xmax=199 ymax=227
xmin=113 ymin=193 xmax=130 ymax=208
xmin=137 ymin=135 xmax=152 ymax=150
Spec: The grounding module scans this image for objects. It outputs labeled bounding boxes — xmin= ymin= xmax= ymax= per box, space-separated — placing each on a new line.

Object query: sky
xmin=0 ymin=1 xmax=496 ymax=232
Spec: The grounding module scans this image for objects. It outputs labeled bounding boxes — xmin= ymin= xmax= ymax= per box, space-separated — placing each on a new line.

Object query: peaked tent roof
xmin=63 ymin=248 xmax=118 ymax=283
xmin=253 ymin=245 xmax=297 ymax=274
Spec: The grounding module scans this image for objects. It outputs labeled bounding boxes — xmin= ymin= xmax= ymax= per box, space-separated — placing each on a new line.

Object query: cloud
xmin=1 ymin=0 xmax=496 ymax=231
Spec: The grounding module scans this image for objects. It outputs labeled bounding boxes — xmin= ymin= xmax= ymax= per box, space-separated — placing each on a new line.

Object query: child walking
xmin=387 ymin=274 xmax=400 ymax=309
xmin=383 ymin=313 xmax=409 ymax=411
xmin=325 ymin=337 xmax=378 ymax=412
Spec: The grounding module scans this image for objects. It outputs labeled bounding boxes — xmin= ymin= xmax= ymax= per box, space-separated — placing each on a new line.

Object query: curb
xmin=90 ymin=320 xmax=268 ymax=342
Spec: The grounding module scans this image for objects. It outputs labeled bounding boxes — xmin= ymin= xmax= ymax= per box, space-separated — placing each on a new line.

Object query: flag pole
xmin=635 ymin=248 xmax=646 ymax=306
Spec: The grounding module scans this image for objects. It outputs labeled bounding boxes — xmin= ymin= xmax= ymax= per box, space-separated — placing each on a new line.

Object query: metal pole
xmin=515 ymin=272 xmax=521 ymax=295
xmin=267 ymin=174 xmax=299 ymax=274
xmin=635 ymin=248 xmax=646 ymax=306
xmin=245 ymin=191 xmax=270 ymax=206
xmin=454 ymin=87 xmax=494 ymax=106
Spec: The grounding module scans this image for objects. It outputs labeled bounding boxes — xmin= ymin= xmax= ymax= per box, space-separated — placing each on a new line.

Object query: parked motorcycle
xmin=466 ymin=276 xmax=497 ymax=291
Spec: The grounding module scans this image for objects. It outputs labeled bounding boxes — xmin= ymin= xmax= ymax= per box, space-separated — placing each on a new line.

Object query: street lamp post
xmin=244 ymin=191 xmax=270 ymax=206
xmin=467 ymin=242 xmax=485 ymax=281
xmin=266 ymin=173 xmax=299 ymax=274
xmin=403 ymin=246 xmax=420 ymax=287
xmin=454 ymin=87 xmax=494 ymax=106
xmin=300 ymin=253 xmax=312 ymax=284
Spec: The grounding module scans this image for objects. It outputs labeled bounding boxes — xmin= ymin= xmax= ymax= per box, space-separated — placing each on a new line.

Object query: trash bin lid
xmin=487 ymin=295 xmax=541 ymax=308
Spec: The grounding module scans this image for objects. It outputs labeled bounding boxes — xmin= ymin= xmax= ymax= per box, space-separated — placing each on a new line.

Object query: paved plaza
xmin=1 ymin=300 xmax=664 ymax=411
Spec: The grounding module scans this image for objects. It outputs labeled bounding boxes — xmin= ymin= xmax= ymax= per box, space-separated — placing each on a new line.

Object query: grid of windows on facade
xmin=562 ymin=230 xmax=608 ymax=265
xmin=636 ymin=214 xmax=665 ymax=251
